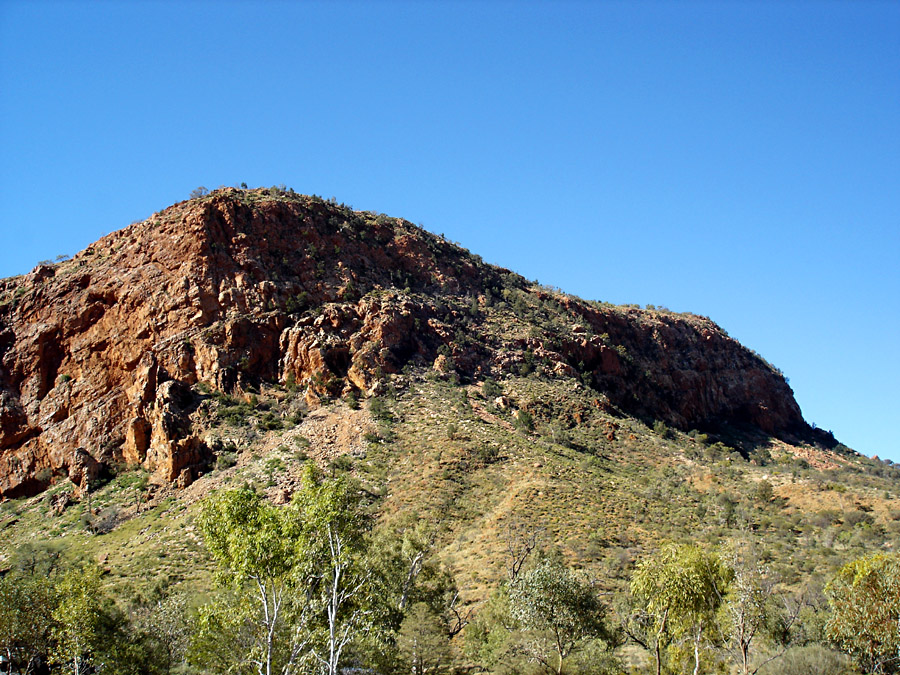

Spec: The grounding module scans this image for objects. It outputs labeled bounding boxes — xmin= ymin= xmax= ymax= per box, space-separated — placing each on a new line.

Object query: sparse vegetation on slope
xmin=1 ymin=187 xmax=898 ymax=674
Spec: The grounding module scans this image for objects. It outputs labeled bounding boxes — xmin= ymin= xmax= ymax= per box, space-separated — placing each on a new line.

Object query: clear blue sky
xmin=1 ymin=1 xmax=898 ymax=462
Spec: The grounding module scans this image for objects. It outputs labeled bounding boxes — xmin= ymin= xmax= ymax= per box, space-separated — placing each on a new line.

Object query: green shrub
xmin=216 ymin=452 xmax=238 ymax=470
xmin=345 ymin=391 xmax=360 ymax=410
xmin=257 ymin=412 xmax=284 ymax=431
xmin=518 ymin=350 xmax=536 ymax=376
xmin=368 ymin=397 xmax=392 ymax=422
xmin=473 ymin=445 xmax=500 ymax=465
xmin=329 ymin=455 xmax=354 ymax=474
xmin=482 ymin=378 xmax=502 ymax=400
xmin=514 ymin=410 xmax=533 ymax=432
xmin=652 ymin=420 xmax=672 ymax=439
xmin=759 ymin=645 xmax=856 ymax=675
xmin=265 ymin=458 xmax=285 ymax=475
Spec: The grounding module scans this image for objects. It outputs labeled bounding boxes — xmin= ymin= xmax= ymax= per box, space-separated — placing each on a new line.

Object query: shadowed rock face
xmin=0 ymin=188 xmax=807 ymax=497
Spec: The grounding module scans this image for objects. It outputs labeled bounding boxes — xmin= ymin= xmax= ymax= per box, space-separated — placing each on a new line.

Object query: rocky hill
xmin=0 ymin=187 xmax=821 ymax=500
xmin=0 ymin=188 xmax=824 ymax=497
xmin=3 ymin=188 xmax=899 ymax=675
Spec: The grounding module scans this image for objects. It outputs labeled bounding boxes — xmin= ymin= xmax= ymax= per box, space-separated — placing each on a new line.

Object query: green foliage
xmin=629 ymin=543 xmax=730 ymax=675
xmin=758 ymin=644 xmax=857 ymax=675
xmin=397 ymin=602 xmax=453 ymax=675
xmin=192 ymin=485 xmax=310 ymax=675
xmin=192 ymin=466 xmax=378 ymax=675
xmin=509 ymin=556 xmax=614 ymax=674
xmin=719 ymin=539 xmax=788 ymax=675
xmin=345 ymin=390 xmax=360 ymax=410
xmin=0 ymin=556 xmax=167 ymax=675
xmin=215 ymin=451 xmax=238 ymax=470
xmin=0 ymin=570 xmax=56 ymax=673
xmin=465 ymin=587 xmax=519 ymax=671
xmin=514 ymin=409 xmax=534 ymax=432
xmin=519 ymin=349 xmax=536 ymax=376
xmin=826 ymin=552 xmax=900 ymax=674
xmin=652 ymin=419 xmax=673 ymax=440
xmin=482 ymin=378 xmax=503 ymax=400
xmin=754 ymin=480 xmax=775 ymax=504
xmin=631 ymin=544 xmax=730 ymax=632
xmin=368 ymin=396 xmax=393 ymax=422
xmin=51 ymin=566 xmax=105 ymax=672
xmin=133 ymin=591 xmax=192 ymax=675
xmin=197 ymin=486 xmax=299 ymax=587
xmin=257 ymin=410 xmax=284 ymax=431
xmin=473 ymin=444 xmax=501 ymax=465
xmin=328 ymin=454 xmax=354 ymax=474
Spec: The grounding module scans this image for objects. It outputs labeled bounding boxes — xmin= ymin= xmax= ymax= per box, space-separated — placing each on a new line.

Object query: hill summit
xmin=0 ymin=187 xmax=828 ymax=498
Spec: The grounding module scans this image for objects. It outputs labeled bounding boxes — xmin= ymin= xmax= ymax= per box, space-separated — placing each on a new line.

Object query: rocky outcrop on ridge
xmin=0 ymin=188 xmax=810 ymax=498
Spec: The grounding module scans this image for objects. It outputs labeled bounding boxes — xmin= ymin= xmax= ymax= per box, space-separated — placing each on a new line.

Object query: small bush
xmin=257 ymin=411 xmax=284 ymax=431
xmin=329 ymin=455 xmax=354 ymax=474
xmin=842 ymin=510 xmax=874 ymax=528
xmin=265 ymin=458 xmax=285 ymax=475
xmin=92 ymin=507 xmax=122 ymax=535
xmin=473 ymin=445 xmax=500 ymax=465
xmin=216 ymin=452 xmax=238 ymax=470
xmin=758 ymin=645 xmax=855 ymax=675
xmin=689 ymin=429 xmax=709 ymax=445
xmin=482 ymin=378 xmax=502 ymax=400
xmin=345 ymin=391 xmax=360 ymax=410
xmin=514 ymin=410 xmax=533 ymax=432
xmin=652 ymin=419 xmax=672 ymax=439
xmin=518 ymin=350 xmax=536 ymax=376
xmin=369 ymin=397 xmax=392 ymax=422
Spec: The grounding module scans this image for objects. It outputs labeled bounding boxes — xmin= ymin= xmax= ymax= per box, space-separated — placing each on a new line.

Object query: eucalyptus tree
xmin=291 ymin=464 xmax=376 ymax=675
xmin=194 ymin=485 xmax=311 ymax=675
xmin=826 ymin=552 xmax=900 ymax=674
xmin=627 ymin=543 xmax=730 ymax=675
xmin=719 ymin=539 xmax=799 ymax=675
xmin=193 ymin=464 xmax=377 ymax=675
xmin=508 ymin=555 xmax=614 ymax=675
xmin=0 ymin=572 xmax=56 ymax=674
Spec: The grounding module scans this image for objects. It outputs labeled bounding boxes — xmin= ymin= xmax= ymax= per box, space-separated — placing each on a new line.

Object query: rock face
xmin=0 ymin=188 xmax=809 ymax=498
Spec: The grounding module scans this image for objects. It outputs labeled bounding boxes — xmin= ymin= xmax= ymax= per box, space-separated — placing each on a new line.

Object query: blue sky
xmin=1 ymin=1 xmax=898 ymax=462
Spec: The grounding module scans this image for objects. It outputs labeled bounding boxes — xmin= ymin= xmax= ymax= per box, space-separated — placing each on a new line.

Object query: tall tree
xmin=397 ymin=602 xmax=453 ymax=675
xmin=194 ymin=485 xmax=312 ymax=675
xmin=508 ymin=555 xmax=614 ymax=675
xmin=0 ymin=573 xmax=56 ymax=674
xmin=826 ymin=552 xmax=900 ymax=674
xmin=50 ymin=565 xmax=107 ymax=675
xmin=719 ymin=539 xmax=797 ymax=675
xmin=628 ymin=543 xmax=730 ymax=675
xmin=192 ymin=465 xmax=376 ymax=675
xmin=291 ymin=464 xmax=374 ymax=675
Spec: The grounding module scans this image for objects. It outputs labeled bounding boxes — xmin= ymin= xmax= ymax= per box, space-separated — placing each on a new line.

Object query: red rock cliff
xmin=0 ymin=188 xmax=809 ymax=497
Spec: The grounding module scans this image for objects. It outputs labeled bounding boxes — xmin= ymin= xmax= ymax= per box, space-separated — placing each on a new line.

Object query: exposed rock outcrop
xmin=0 ymin=188 xmax=811 ymax=498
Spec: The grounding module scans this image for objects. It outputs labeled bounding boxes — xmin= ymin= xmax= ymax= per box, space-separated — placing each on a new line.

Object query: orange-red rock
xmin=0 ymin=188 xmax=809 ymax=498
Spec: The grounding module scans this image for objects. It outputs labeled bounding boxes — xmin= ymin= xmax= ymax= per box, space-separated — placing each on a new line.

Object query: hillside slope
xmin=1 ymin=188 xmax=815 ymax=499
xmin=1 ymin=189 xmax=898 ymax=675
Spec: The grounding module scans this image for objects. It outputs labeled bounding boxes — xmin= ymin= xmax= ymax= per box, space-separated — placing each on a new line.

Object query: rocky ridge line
xmin=0 ymin=188 xmax=812 ymax=498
